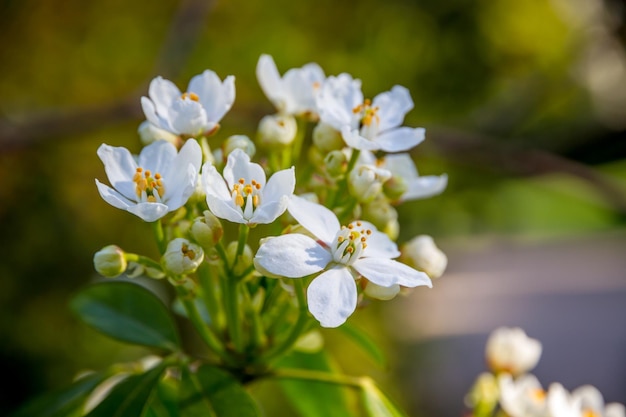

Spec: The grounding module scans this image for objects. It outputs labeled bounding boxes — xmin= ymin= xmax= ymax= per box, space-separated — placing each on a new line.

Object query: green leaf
xmin=85 ymin=361 xmax=169 ymax=417
xmin=360 ymin=378 xmax=408 ymax=417
xmin=10 ymin=372 xmax=107 ymax=417
xmin=180 ymin=364 xmax=260 ymax=417
xmin=146 ymin=376 xmax=181 ymax=417
xmin=337 ymin=322 xmax=387 ymax=368
xmin=277 ymin=350 xmax=357 ymax=417
xmin=70 ymin=281 xmax=180 ymax=351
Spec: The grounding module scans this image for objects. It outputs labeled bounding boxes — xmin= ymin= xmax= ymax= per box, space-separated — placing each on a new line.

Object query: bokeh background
xmin=1 ymin=0 xmax=626 ymax=415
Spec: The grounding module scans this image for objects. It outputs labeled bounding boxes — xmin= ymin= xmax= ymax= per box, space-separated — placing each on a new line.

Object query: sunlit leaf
xmin=180 ymin=364 xmax=260 ymax=417
xmin=277 ymin=350 xmax=357 ymax=417
xmin=10 ymin=372 xmax=107 ymax=417
xmin=337 ymin=323 xmax=387 ymax=368
xmin=360 ymin=378 xmax=408 ymax=417
xmin=70 ymin=281 xmax=180 ymax=351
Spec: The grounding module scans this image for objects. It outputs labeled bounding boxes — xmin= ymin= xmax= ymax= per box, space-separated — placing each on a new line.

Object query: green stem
xmin=243 ymin=286 xmax=266 ymax=350
xmin=124 ymin=254 xmax=163 ymax=272
xmin=223 ymin=274 xmax=244 ymax=353
xmin=215 ymin=241 xmax=230 ymax=271
xmin=346 ymin=149 xmax=361 ymax=174
xmin=152 ymin=220 xmax=166 ymax=254
xmin=269 ymin=368 xmax=364 ymax=389
xmin=236 ymin=223 xmax=249 ymax=259
xmin=291 ymin=117 xmax=307 ymax=166
xmin=197 ymin=262 xmax=225 ymax=331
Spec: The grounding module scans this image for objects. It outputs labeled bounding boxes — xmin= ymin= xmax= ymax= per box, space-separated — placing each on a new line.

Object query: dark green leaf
xmin=146 ymin=376 xmax=181 ymax=417
xmin=360 ymin=378 xmax=408 ymax=417
xmin=277 ymin=350 xmax=357 ymax=417
xmin=85 ymin=360 xmax=169 ymax=417
xmin=70 ymin=281 xmax=180 ymax=351
xmin=180 ymin=364 xmax=260 ymax=417
xmin=338 ymin=323 xmax=387 ymax=368
xmin=10 ymin=372 xmax=107 ymax=417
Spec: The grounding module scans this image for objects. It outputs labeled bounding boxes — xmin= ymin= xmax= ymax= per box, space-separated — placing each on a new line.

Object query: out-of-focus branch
xmin=0 ymin=0 xmax=215 ymax=151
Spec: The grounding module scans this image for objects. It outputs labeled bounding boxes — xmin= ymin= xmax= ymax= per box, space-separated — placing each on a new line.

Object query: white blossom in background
xmin=256 ymin=54 xmax=325 ymax=117
xmin=96 ymin=139 xmax=202 ymax=222
xmin=137 ymin=120 xmax=181 ymax=147
xmin=486 ymin=327 xmax=542 ymax=376
xmin=316 ymin=75 xmax=425 ymax=152
xmin=378 ymin=153 xmax=448 ymax=202
xmin=141 ymin=70 xmax=235 ymax=137
xmin=401 ymin=235 xmax=448 ymax=279
xmin=499 ymin=374 xmax=582 ymax=417
xmin=572 ymin=385 xmax=626 ymax=417
xmin=254 ymin=195 xmax=432 ymax=328
xmin=202 ymin=149 xmax=295 ymax=226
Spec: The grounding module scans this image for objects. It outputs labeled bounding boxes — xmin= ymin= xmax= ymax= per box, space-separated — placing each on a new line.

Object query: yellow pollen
xmin=136 ymin=167 xmax=143 ymax=173
xmin=313 ymin=81 xmax=321 ymax=89
xmin=337 ymin=236 xmax=345 ymax=243
xmin=278 ymin=120 xmax=285 ymax=127
xmin=244 ymin=185 xmax=253 ymax=195
xmin=531 ymin=389 xmax=546 ymax=402
xmin=181 ymin=92 xmax=200 ymax=101
xmin=583 ymin=410 xmax=600 ymax=417
xmin=253 ymin=195 xmax=260 ymax=207
xmin=361 ymin=237 xmax=366 ymax=242
xmin=236 ymin=194 xmax=244 ymax=207
xmin=356 ymin=221 xmax=362 ymax=226
xmin=147 ymin=195 xmax=156 ymax=203
xmin=362 ymin=243 xmax=367 ymax=249
xmin=182 ymin=244 xmax=196 ymax=260
xmin=239 ymin=178 xmax=245 ymax=184
xmin=133 ymin=167 xmax=165 ymax=201
xmin=366 ymin=230 xmax=372 ymax=235
xmin=364 ymin=98 xmax=371 ymax=106
xmin=348 ymin=224 xmax=354 ymax=229
xmin=347 ymin=247 xmax=354 ymax=253
xmin=251 ymin=180 xmax=257 ymax=185
xmin=255 ymin=183 xmax=261 ymax=190
xmin=155 ymin=173 xmax=162 ymax=179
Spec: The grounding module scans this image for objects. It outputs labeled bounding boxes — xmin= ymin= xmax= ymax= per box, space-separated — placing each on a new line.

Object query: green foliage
xmin=70 ymin=281 xmax=180 ymax=352
xmin=337 ymin=322 xmax=387 ymax=369
xmin=360 ymin=378 xmax=409 ymax=417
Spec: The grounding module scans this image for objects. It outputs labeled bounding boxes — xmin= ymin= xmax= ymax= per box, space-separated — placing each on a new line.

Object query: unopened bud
xmin=361 ymin=200 xmax=398 ymax=231
xmin=400 ymin=235 xmax=447 ymax=279
xmin=383 ymin=218 xmax=399 ymax=241
xmin=162 ymin=238 xmax=204 ymax=276
xmin=364 ymin=281 xmax=400 ymax=300
xmin=226 ymin=242 xmax=253 ymax=276
xmin=190 ymin=210 xmax=223 ymax=249
xmin=138 ymin=121 xmax=181 ymax=147
xmin=312 ymin=122 xmax=343 ymax=153
xmin=485 ymin=327 xmax=542 ymax=376
xmin=257 ymin=114 xmax=297 ymax=148
xmin=324 ymin=150 xmax=347 ymax=177
xmin=223 ymin=135 xmax=256 ymax=159
xmin=383 ymin=175 xmax=408 ymax=201
xmin=94 ymin=245 xmax=127 ymax=278
xmin=465 ymin=372 xmax=499 ymax=414
xmin=348 ymin=165 xmax=392 ymax=203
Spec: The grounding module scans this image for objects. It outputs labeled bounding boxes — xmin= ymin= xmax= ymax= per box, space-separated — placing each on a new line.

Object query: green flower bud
xmin=364 ymin=281 xmax=400 ymax=300
xmin=137 ymin=121 xmax=181 ymax=147
xmin=223 ymin=135 xmax=256 ymax=159
xmin=93 ymin=245 xmax=127 ymax=278
xmin=383 ymin=218 xmax=399 ymax=241
xmin=324 ymin=150 xmax=347 ymax=177
xmin=162 ymin=238 xmax=204 ymax=276
xmin=190 ymin=210 xmax=223 ymax=250
xmin=361 ymin=200 xmax=398 ymax=231
xmin=312 ymin=122 xmax=343 ymax=153
xmin=257 ymin=114 xmax=297 ymax=148
xmin=348 ymin=165 xmax=392 ymax=203
xmin=383 ymin=175 xmax=408 ymax=201
xmin=464 ymin=372 xmax=499 ymax=415
xmin=226 ymin=241 xmax=253 ymax=277
xmin=307 ymin=145 xmax=325 ymax=168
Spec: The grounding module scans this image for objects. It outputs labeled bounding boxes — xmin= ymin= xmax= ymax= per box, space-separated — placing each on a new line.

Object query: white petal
xmin=148 ymin=76 xmax=181 ymax=117
xmin=352 ymin=257 xmax=432 ymax=288
xmin=138 ymin=140 xmax=177 ymax=174
xmin=141 ymin=97 xmax=172 ymax=132
xmin=382 ymin=153 xmax=418 ymax=180
xmin=403 ymin=174 xmax=447 ymax=201
xmin=361 ymin=228 xmax=400 ymax=258
xmin=373 ymin=85 xmax=413 ymax=132
xmin=262 ymin=167 xmax=295 ymax=204
xmin=375 ymin=127 xmax=425 ymax=153
xmin=97 ymin=144 xmax=137 ymax=200
xmin=341 ymin=127 xmax=380 ymax=151
xmin=256 ymin=54 xmax=283 ymax=108
xmin=287 ymin=195 xmax=340 ymax=245
xmin=606 ymin=403 xmax=626 ymax=417
xmin=572 ymin=385 xmax=604 ymax=412
xmin=162 ymin=139 xmax=202 ymax=202
xmin=95 ymin=179 xmax=134 ymax=210
xmin=169 ymin=99 xmax=208 ymax=135
xmin=164 ymin=163 xmax=197 ymax=211
xmin=189 ymin=70 xmax=235 ymax=123
xmin=203 ymin=164 xmax=244 ymax=223
xmin=127 ymin=202 xmax=169 ymax=222
xmin=307 ymin=266 xmax=357 ymax=328
xmin=249 ymin=199 xmax=288 ymax=225
xmin=254 ymin=234 xmax=331 ymax=278
xmin=223 ymin=149 xmax=267 ymax=188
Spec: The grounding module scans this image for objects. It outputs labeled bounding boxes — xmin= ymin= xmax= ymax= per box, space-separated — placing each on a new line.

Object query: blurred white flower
xmin=202 ymin=149 xmax=295 ymax=226
xmin=499 ymin=374 xmax=581 ymax=417
xmin=572 ymin=385 xmax=625 ymax=417
xmin=254 ymin=195 xmax=431 ymax=327
xmin=401 ymin=235 xmax=448 ymax=279
xmin=486 ymin=327 xmax=542 ymax=376
xmin=141 ymin=70 xmax=235 ymax=136
xmin=95 ymin=139 xmax=202 ymax=222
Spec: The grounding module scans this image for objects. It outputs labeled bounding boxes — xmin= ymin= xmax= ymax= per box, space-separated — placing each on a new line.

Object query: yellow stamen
xmin=181 ymin=92 xmax=200 ymax=101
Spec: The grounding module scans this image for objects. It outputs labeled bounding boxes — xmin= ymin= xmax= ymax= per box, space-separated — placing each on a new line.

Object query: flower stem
xmin=236 ymin=223 xmax=249 ymax=259
xmin=197 ymin=262 xmax=225 ymax=331
xmin=291 ymin=117 xmax=307 ymax=166
xmin=124 ymin=253 xmax=163 ymax=272
xmin=222 ymin=271 xmax=244 ymax=354
xmin=152 ymin=220 xmax=167 ymax=254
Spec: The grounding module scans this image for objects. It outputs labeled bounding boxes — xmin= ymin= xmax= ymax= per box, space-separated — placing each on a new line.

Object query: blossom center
xmin=231 ymin=177 xmax=262 ymax=219
xmin=530 ymin=388 xmax=546 ymax=404
xmin=352 ymin=99 xmax=380 ymax=127
xmin=582 ymin=410 xmax=600 ymax=417
xmin=330 ymin=221 xmax=372 ymax=265
xmin=181 ymin=243 xmax=197 ymax=260
xmin=133 ymin=167 xmax=165 ymax=203
xmin=181 ymin=92 xmax=200 ymax=102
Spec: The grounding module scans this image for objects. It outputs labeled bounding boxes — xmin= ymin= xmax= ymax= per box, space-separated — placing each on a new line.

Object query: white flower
xmin=254 ymin=195 xmax=432 ymax=328
xmin=572 ymin=385 xmax=625 ymax=417
xmin=96 ymin=139 xmax=202 ymax=222
xmin=486 ymin=327 xmax=542 ymax=376
xmin=377 ymin=153 xmax=447 ymax=202
xmin=401 ymin=235 xmax=448 ymax=279
xmin=499 ymin=374 xmax=581 ymax=417
xmin=256 ymin=54 xmax=325 ymax=117
xmin=141 ymin=70 xmax=235 ymax=136
xmin=316 ymin=75 xmax=424 ymax=152
xmin=348 ymin=164 xmax=392 ymax=203
xmin=202 ymin=149 xmax=295 ymax=226
xmin=162 ymin=238 xmax=204 ymax=276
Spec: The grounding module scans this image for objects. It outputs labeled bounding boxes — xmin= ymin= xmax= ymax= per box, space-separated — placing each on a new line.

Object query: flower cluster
xmin=465 ymin=327 xmax=625 ymax=417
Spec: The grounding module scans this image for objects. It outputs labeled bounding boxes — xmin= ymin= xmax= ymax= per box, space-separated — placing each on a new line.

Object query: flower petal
xmin=189 ymin=70 xmax=235 ymax=123
xmin=254 ymin=234 xmax=331 ymax=278
xmin=162 ymin=139 xmax=202 ymax=203
xmin=95 ymin=179 xmax=134 ymax=210
xmin=138 ymin=140 xmax=177 ymax=174
xmin=141 ymin=97 xmax=172 ymax=132
xmin=126 ymin=202 xmax=170 ymax=222
xmin=97 ymin=144 xmax=138 ymax=200
xmin=382 ymin=153 xmax=418 ymax=180
xmin=203 ymin=164 xmax=244 ymax=223
xmin=148 ymin=76 xmax=181 ymax=117
xmin=262 ymin=166 xmax=295 ymax=204
xmin=307 ymin=266 xmax=357 ymax=328
xmin=373 ymin=85 xmax=413 ymax=132
xmin=361 ymin=227 xmax=400 ymax=259
xmin=352 ymin=257 xmax=432 ymax=288
xmin=223 ymin=149 xmax=267 ymax=189
xmin=287 ymin=195 xmax=340 ymax=245
xmin=403 ymin=174 xmax=448 ymax=202
xmin=168 ymin=98 xmax=208 ymax=136
xmin=257 ymin=54 xmax=283 ymax=107
xmin=375 ymin=127 xmax=425 ymax=153
xmin=341 ymin=127 xmax=380 ymax=151
xmin=164 ymin=163 xmax=197 ymax=211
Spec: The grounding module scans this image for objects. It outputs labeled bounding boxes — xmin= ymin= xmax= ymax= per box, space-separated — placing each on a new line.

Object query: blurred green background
xmin=1 ymin=0 xmax=626 ymax=415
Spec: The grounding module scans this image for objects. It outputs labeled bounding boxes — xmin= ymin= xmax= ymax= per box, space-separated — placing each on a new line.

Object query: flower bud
xmin=383 ymin=218 xmax=399 ymax=241
xmin=364 ymin=281 xmax=400 ymax=300
xmin=348 ymin=165 xmax=392 ymax=203
xmin=190 ymin=210 xmax=223 ymax=250
xmin=223 ymin=135 xmax=256 ymax=159
xmin=312 ymin=122 xmax=343 ymax=153
xmin=383 ymin=175 xmax=408 ymax=201
xmin=93 ymin=245 xmax=127 ymax=278
xmin=257 ymin=114 xmax=297 ymax=148
xmin=324 ymin=150 xmax=347 ymax=177
xmin=307 ymin=145 xmax=326 ymax=168
xmin=138 ymin=121 xmax=181 ymax=147
xmin=485 ymin=327 xmax=542 ymax=376
xmin=465 ymin=372 xmax=499 ymax=414
xmin=161 ymin=238 xmax=204 ymax=276
xmin=361 ymin=200 xmax=398 ymax=231
xmin=401 ymin=235 xmax=447 ymax=279
xmin=226 ymin=242 xmax=253 ymax=276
